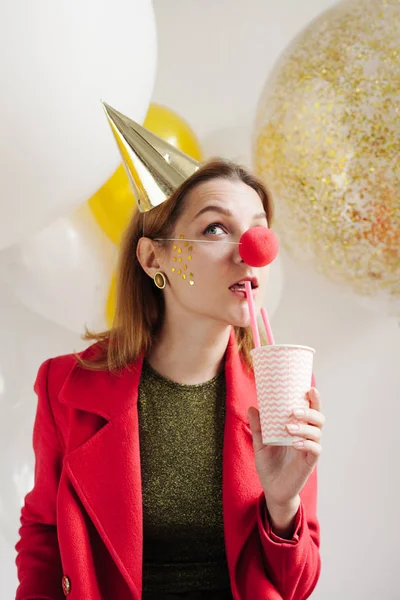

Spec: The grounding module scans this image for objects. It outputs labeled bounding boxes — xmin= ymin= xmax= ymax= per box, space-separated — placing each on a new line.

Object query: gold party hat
xmin=101 ymin=101 xmax=200 ymax=212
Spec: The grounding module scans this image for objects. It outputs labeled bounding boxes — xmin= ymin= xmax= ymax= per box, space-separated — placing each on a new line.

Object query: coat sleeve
xmin=256 ymin=467 xmax=321 ymax=600
xmin=255 ymin=371 xmax=321 ymax=600
xmin=15 ymin=358 xmax=65 ymax=600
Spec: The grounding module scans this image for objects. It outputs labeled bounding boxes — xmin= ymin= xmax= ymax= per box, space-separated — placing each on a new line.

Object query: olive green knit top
xmin=138 ymin=359 xmax=231 ymax=595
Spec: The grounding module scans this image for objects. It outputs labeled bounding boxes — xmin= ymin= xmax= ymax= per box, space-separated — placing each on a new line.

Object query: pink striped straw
xmin=245 ymin=282 xmax=275 ymax=347
xmin=245 ymin=281 xmax=261 ymax=348
xmin=261 ymin=307 xmax=275 ymax=346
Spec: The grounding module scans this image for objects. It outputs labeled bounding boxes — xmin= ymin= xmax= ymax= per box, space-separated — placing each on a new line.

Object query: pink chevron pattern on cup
xmin=250 ymin=345 xmax=315 ymax=446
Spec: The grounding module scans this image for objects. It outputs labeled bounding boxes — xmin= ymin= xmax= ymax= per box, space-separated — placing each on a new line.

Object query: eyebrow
xmin=193 ymin=204 xmax=267 ymax=221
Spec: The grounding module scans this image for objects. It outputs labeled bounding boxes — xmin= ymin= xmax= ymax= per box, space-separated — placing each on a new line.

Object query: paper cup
xmin=250 ymin=344 xmax=315 ymax=446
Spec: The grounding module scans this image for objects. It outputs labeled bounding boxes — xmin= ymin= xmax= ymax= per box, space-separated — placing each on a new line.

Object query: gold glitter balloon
xmin=253 ymin=0 xmax=400 ymax=315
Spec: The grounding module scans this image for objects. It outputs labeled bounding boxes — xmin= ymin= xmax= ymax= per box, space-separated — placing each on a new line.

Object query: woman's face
xmin=159 ymin=178 xmax=270 ymax=329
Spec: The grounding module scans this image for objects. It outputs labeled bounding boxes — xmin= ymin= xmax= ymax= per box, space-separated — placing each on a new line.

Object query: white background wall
xmin=2 ymin=1 xmax=399 ymax=598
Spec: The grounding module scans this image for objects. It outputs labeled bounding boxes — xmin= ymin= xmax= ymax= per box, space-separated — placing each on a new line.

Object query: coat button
xmin=62 ymin=575 xmax=71 ymax=595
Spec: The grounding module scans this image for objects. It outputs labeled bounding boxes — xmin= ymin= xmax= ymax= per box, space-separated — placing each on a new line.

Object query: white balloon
xmin=0 ymin=0 xmax=157 ymax=251
xmin=0 ymin=203 xmax=116 ymax=334
xmin=201 ymin=126 xmax=284 ymax=319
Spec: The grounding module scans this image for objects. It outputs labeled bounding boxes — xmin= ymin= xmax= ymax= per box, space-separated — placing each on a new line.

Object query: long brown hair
xmin=75 ymin=158 xmax=274 ymax=373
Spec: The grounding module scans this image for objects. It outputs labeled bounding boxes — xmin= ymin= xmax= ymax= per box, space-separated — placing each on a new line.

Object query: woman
xmin=15 ymin=108 xmax=324 ymax=600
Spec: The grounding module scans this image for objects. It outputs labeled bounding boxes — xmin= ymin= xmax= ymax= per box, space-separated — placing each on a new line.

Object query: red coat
xmin=15 ymin=329 xmax=321 ymax=600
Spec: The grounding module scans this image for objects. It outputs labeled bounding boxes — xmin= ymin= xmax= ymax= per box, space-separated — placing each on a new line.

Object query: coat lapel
xmin=59 ymin=346 xmax=146 ymax=597
xmin=59 ymin=329 xmax=264 ymax=599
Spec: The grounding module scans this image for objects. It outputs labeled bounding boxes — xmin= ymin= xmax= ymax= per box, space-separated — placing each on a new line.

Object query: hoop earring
xmin=154 ymin=271 xmax=166 ymax=289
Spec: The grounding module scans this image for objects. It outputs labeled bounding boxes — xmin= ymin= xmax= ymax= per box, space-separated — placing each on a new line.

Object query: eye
xmin=203 ymin=222 xmax=226 ymax=236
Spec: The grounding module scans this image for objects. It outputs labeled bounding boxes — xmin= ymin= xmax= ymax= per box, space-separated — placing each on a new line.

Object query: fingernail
xmin=293 ymin=440 xmax=304 ymax=448
xmin=287 ymin=423 xmax=299 ymax=431
xmin=293 ymin=408 xmax=306 ymax=417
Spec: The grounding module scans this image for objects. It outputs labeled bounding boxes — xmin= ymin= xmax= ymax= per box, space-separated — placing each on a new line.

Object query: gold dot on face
xmin=189 ymin=280 xmax=195 ymax=286
xmin=173 ymin=257 xmax=177 ymax=262
xmin=172 ymin=267 xmax=175 ymax=272
xmin=177 ymin=269 xmax=181 ymax=274
xmin=179 ymin=234 xmax=184 ymax=239
xmin=173 ymin=245 xmax=177 ymax=250
xmin=188 ymin=245 xmax=193 ymax=251
xmin=188 ymin=255 xmax=192 ymax=260
xmin=182 ymin=274 xmax=186 ymax=280
xmin=184 ymin=242 xmax=189 ymax=247
xmin=177 ymin=248 xmax=182 ymax=254
xmin=189 ymin=273 xmax=194 ymax=277
xmin=183 ymin=264 xmax=187 ymax=270
xmin=178 ymin=257 xmax=182 ymax=262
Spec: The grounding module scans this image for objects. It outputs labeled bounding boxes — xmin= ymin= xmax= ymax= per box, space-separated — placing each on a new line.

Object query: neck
xmin=146 ymin=315 xmax=232 ymax=385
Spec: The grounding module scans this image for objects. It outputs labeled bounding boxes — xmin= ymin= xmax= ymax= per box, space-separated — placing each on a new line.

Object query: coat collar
xmin=59 ymin=327 xmax=254 ymax=427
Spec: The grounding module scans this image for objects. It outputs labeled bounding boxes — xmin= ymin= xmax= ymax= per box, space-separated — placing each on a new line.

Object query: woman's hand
xmin=247 ymin=388 xmax=325 ymax=508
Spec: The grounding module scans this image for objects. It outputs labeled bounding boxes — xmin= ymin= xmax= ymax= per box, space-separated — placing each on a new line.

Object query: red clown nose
xmin=239 ymin=227 xmax=279 ymax=267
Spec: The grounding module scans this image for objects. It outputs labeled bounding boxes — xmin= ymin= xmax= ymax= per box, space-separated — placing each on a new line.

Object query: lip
xmin=229 ymin=287 xmax=257 ymax=299
xmin=229 ymin=276 xmax=259 ymax=289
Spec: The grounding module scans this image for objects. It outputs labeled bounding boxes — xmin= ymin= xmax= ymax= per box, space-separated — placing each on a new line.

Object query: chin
xmin=224 ymin=312 xmax=251 ymax=329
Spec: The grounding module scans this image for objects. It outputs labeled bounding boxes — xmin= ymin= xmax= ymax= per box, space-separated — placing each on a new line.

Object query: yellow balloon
xmin=144 ymin=103 xmax=203 ymax=162
xmin=88 ymin=165 xmax=134 ymax=246
xmin=105 ymin=272 xmax=116 ymax=328
xmin=89 ymin=103 xmax=203 ymax=246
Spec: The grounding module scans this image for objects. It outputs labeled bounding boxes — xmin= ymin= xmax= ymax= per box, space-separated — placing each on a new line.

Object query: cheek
xmin=184 ymin=249 xmax=225 ymax=287
xmin=166 ymin=241 xmax=223 ymax=289
xmin=167 ymin=243 xmax=196 ymax=287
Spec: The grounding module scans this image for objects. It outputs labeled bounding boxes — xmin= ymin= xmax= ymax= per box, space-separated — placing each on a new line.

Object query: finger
xmin=291 ymin=406 xmax=326 ymax=429
xmin=306 ymin=387 xmax=322 ymax=412
xmin=247 ymin=406 xmax=264 ymax=452
xmin=292 ymin=439 xmax=322 ymax=462
xmin=286 ymin=422 xmax=322 ymax=443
